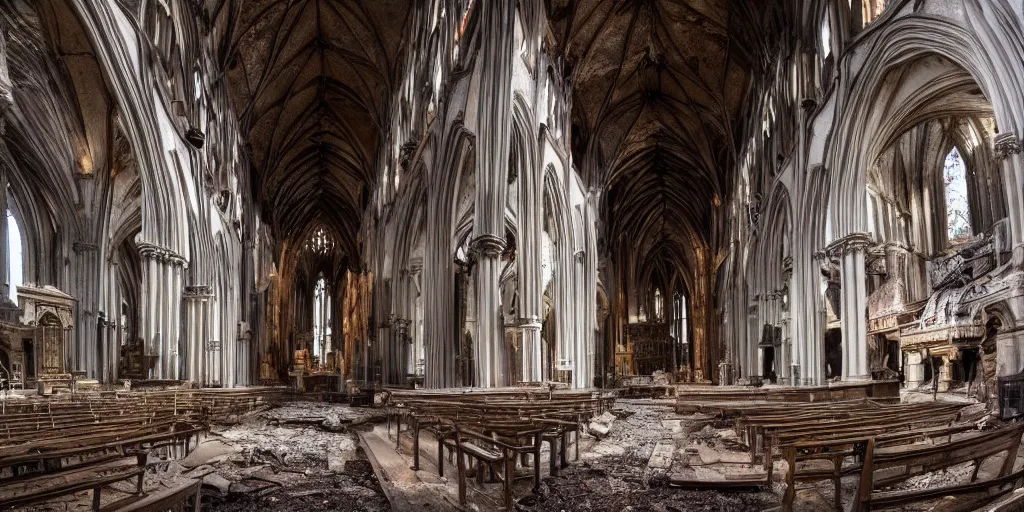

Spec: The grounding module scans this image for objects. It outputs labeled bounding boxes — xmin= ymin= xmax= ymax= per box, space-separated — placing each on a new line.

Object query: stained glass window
xmin=943 ymin=147 xmax=972 ymax=241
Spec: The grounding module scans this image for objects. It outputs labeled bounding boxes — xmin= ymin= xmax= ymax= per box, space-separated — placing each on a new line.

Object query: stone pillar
xmin=994 ymin=133 xmax=1023 ymax=266
xmin=183 ymin=286 xmax=213 ymax=384
xmin=0 ymin=164 xmax=8 ymax=302
xmin=137 ymin=243 xmax=187 ymax=380
xmin=394 ymin=318 xmax=410 ymax=381
xmin=470 ymin=0 xmax=515 ymax=388
xmin=938 ymin=355 xmax=953 ymax=392
xmin=409 ymin=264 xmax=424 ymax=377
xmin=108 ymin=260 xmax=120 ymax=383
xmin=519 ymin=320 xmax=542 ymax=383
xmin=826 ymin=233 xmax=872 ymax=380
xmin=472 ymin=235 xmax=507 ymax=387
xmin=516 ymin=128 xmax=543 ymax=384
xmin=904 ymin=350 xmax=925 ymax=390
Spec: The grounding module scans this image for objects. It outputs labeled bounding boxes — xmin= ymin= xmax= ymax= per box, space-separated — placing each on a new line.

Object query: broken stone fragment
xmin=180 ymin=440 xmax=239 ymax=469
xmin=327 ymin=436 xmax=358 ymax=473
xmin=203 ymin=473 xmax=232 ymax=495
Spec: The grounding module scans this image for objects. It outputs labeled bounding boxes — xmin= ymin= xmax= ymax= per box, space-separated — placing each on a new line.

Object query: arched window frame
xmin=943 ymin=146 xmax=972 ymax=243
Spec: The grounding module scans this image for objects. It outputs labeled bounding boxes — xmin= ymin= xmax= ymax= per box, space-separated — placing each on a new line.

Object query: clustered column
xmin=994 ymin=133 xmax=1023 ymax=266
xmin=826 ymin=232 xmax=872 ymax=380
xmin=138 ymin=243 xmax=186 ymax=380
xmin=471 ymin=0 xmax=515 ymax=387
xmin=472 ymin=236 xmax=507 ymax=387
xmin=516 ymin=142 xmax=543 ymax=384
xmin=183 ymin=285 xmax=214 ymax=384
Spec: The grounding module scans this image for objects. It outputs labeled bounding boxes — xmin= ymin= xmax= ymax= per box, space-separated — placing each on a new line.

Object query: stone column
xmin=470 ymin=0 xmax=515 ymax=388
xmin=0 ymin=22 xmax=11 ymax=296
xmin=138 ymin=243 xmax=187 ymax=380
xmin=183 ymin=285 xmax=212 ymax=384
xmin=408 ymin=263 xmax=424 ymax=377
xmin=472 ymin=235 xmax=507 ymax=387
xmin=108 ymin=260 xmax=120 ymax=383
xmin=826 ymin=232 xmax=872 ymax=380
xmin=0 ymin=21 xmax=13 ymax=321
xmin=904 ymin=350 xmax=925 ymax=390
xmin=938 ymin=355 xmax=953 ymax=392
xmin=395 ymin=318 xmax=410 ymax=380
xmin=0 ymin=164 xmax=8 ymax=301
xmin=994 ymin=133 xmax=1023 ymax=266
xmin=516 ymin=133 xmax=543 ymax=385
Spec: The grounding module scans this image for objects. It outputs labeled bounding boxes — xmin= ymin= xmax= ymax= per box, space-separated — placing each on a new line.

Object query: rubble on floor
xmin=159 ymin=401 xmax=389 ymax=512
xmin=518 ymin=399 xmax=778 ymax=511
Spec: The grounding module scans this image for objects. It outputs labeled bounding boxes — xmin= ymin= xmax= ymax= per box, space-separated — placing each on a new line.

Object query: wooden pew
xmin=779 ymin=422 xmax=1024 ymax=512
xmin=104 ymin=478 xmax=202 ymax=512
xmin=383 ymin=389 xmax=612 ymax=510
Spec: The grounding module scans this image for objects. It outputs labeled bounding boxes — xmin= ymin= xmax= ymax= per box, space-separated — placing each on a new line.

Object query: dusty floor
xmin=19 ymin=394 xmax=1012 ymax=512
xmin=516 ymin=399 xmax=779 ymax=512
xmin=197 ymin=401 xmax=391 ymax=511
xmin=15 ymin=400 xmax=391 ymax=511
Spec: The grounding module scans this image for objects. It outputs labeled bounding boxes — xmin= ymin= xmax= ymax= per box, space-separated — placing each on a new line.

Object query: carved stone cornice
xmin=137 ymin=242 xmax=188 ymax=267
xmin=994 ymin=132 xmax=1021 ymax=161
xmin=183 ymin=285 xmax=213 ymax=298
xmin=824 ymin=232 xmax=872 ymax=257
xmin=470 ymin=234 xmax=506 ymax=258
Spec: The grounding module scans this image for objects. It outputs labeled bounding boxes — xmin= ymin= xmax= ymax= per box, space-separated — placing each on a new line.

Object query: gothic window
xmin=671 ymin=293 xmax=688 ymax=366
xmin=653 ymin=289 xmax=663 ymax=321
xmin=7 ymin=209 xmax=21 ymax=303
xmin=120 ymin=302 xmax=130 ymax=347
xmin=312 ymin=275 xmax=332 ymax=362
xmin=540 ymin=231 xmax=553 ymax=290
xmin=943 ymin=146 xmax=971 ymax=241
xmin=306 ymin=227 xmax=334 ymax=255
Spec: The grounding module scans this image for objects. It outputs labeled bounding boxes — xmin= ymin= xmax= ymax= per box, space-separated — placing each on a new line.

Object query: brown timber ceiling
xmin=213 ymin=0 xmax=411 ymax=255
xmin=550 ymin=0 xmax=776 ymax=267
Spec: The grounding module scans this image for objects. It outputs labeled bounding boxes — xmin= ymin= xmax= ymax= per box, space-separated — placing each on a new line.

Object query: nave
xmin=2 ymin=0 xmax=1024 ymax=510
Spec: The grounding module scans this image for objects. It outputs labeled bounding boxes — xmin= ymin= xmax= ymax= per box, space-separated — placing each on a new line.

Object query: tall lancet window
xmin=943 ymin=146 xmax=971 ymax=242
xmin=312 ymin=275 xmax=332 ymax=363
xmin=8 ymin=210 xmax=21 ymax=303
xmin=671 ymin=293 xmax=689 ymax=367
xmin=653 ymin=289 xmax=663 ymax=321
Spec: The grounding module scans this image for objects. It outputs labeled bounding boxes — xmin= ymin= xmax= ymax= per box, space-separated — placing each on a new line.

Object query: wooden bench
xmin=102 ymin=478 xmax=202 ymax=512
xmin=383 ymin=389 xmax=612 ymax=510
xmin=0 ymin=455 xmax=146 ymax=511
xmin=779 ymin=421 xmax=1024 ymax=511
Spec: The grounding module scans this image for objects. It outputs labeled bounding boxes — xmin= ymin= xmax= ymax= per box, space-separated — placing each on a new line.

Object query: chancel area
xmin=3 ymin=0 xmax=1024 ymax=511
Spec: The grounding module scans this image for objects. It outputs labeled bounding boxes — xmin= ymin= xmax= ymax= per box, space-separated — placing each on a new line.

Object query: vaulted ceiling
xmin=213 ymin=0 xmax=778 ymax=277
xmin=549 ymin=0 xmax=777 ymax=278
xmin=214 ymin=0 xmax=412 ymax=257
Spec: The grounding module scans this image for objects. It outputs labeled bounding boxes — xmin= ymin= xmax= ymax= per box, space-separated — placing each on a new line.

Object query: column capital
xmin=470 ymin=234 xmax=506 ymax=257
xmin=824 ymin=232 xmax=872 ymax=257
xmin=137 ymin=242 xmax=189 ymax=268
xmin=518 ymin=315 xmax=542 ymax=329
xmin=994 ymin=132 xmax=1021 ymax=161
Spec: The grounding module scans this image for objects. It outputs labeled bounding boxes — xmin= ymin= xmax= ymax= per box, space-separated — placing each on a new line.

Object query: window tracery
xmin=305 ymin=227 xmax=334 ymax=255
